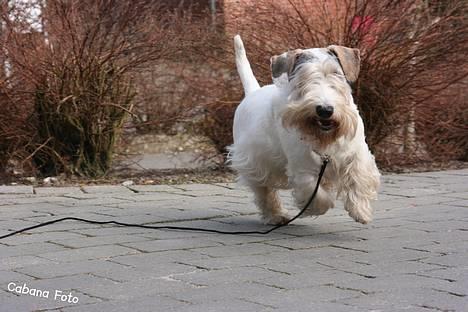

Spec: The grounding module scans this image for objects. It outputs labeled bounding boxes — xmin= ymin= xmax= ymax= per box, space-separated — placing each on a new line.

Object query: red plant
xmin=195 ymin=0 xmax=468 ymax=167
xmin=0 ymin=0 xmax=208 ymax=176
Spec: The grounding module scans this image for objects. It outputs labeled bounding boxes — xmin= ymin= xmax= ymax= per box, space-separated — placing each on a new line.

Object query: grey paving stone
xmin=332 ymin=272 xmax=466 ymax=296
xmin=72 ymin=275 xmax=191 ymax=301
xmin=412 ymin=238 xmax=468 ymax=254
xmin=38 ymin=245 xmax=139 ymax=262
xmin=241 ymin=285 xmax=360 ymax=309
xmin=381 ymin=186 xmax=453 ymax=198
xmin=127 ymin=184 xmax=181 ymax=193
xmin=172 ymin=266 xmax=286 ymax=286
xmin=69 ymin=225 xmax=158 ymax=237
xmin=173 ymin=183 xmax=235 ymax=192
xmin=33 ymin=187 xmax=83 ymax=195
xmin=262 ymin=233 xmax=359 ymax=250
xmin=255 ymin=268 xmax=357 ymax=290
xmin=446 ymin=199 xmax=468 ymax=208
xmin=50 ymin=233 xmax=151 ymax=248
xmin=109 ymin=192 xmax=190 ymax=204
xmin=89 ymin=262 xmax=191 ymax=282
xmin=0 ymin=219 xmax=45 ymax=234
xmin=0 ymin=185 xmax=33 ymax=194
xmin=188 ymin=242 xmax=287 ymax=258
xmin=1 ymin=231 xmax=89 ymax=246
xmin=0 ymin=255 xmax=56 ymax=270
xmin=120 ymin=237 xmax=221 ymax=253
xmin=110 ymin=250 xmax=209 ymax=269
xmin=168 ymin=298 xmax=270 ymax=312
xmin=421 ymin=253 xmax=468 ymax=267
xmin=13 ymin=273 xmax=123 ymax=302
xmin=81 ymin=185 xmax=133 ymax=194
xmin=14 ymin=259 xmax=131 ymax=279
xmin=0 ymin=270 xmax=35 ymax=284
xmin=205 ymin=232 xmax=293 ymax=245
xmin=0 ymin=168 xmax=467 ymax=311
xmin=166 ymin=281 xmax=278 ymax=304
xmin=422 ymin=267 xmax=468 ymax=282
xmin=0 ymin=289 xmax=100 ymax=311
xmin=440 ymin=191 xmax=468 ymax=200
xmin=0 ymin=241 xmax=67 ymax=257
xmin=188 ymin=247 xmax=362 ymax=271
xmin=341 ymin=287 xmax=468 ymax=312
xmin=5 ymin=217 xmax=104 ymax=234
xmin=60 ymin=295 xmax=189 ymax=312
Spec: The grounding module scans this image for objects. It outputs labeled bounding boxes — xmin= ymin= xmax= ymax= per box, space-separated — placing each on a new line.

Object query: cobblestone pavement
xmin=0 ymin=169 xmax=467 ymax=312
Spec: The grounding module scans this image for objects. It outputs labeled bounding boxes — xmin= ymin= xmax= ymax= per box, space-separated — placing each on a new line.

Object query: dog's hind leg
xmin=250 ymin=185 xmax=289 ymax=225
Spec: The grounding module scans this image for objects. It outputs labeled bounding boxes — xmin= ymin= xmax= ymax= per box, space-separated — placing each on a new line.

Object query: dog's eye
xmin=332 ymin=70 xmax=344 ymax=77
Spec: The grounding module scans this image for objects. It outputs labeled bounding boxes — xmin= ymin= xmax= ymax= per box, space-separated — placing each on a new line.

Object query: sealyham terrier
xmin=228 ymin=35 xmax=381 ymax=225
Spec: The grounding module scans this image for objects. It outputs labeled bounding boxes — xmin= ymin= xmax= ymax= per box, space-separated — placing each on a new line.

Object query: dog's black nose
xmin=316 ymin=105 xmax=334 ymax=119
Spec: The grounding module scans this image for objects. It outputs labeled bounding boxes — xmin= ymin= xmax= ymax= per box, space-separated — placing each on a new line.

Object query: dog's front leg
xmin=339 ymin=148 xmax=380 ymax=224
xmin=291 ymin=173 xmax=334 ymax=216
xmin=250 ymin=184 xmax=289 ymax=225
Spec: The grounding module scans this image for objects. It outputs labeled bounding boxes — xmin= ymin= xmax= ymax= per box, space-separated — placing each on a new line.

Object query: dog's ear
xmin=270 ymin=49 xmax=303 ymax=80
xmin=327 ymin=45 xmax=360 ymax=83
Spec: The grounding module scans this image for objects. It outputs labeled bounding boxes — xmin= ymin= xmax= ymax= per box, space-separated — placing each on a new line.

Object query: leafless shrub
xmin=418 ymin=82 xmax=468 ymax=162
xmin=132 ymin=61 xmax=212 ymax=135
xmin=1 ymin=0 xmax=202 ymax=177
xmin=196 ymin=0 xmax=468 ymax=167
xmin=0 ymin=77 xmax=32 ymax=172
xmin=1 ymin=0 xmax=466 ymax=176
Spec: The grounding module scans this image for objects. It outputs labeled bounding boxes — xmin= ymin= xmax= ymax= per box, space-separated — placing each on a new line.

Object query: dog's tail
xmin=234 ymin=35 xmax=260 ymax=95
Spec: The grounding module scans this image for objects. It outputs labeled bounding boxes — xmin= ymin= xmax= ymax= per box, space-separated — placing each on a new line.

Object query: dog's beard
xmin=282 ymin=101 xmax=358 ymax=148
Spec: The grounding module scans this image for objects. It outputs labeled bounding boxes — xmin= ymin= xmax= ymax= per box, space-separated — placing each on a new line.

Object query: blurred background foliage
xmin=0 ymin=0 xmax=466 ymax=178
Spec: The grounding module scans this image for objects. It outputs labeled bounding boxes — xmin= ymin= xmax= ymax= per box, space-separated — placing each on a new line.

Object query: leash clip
xmin=321 ymin=154 xmax=331 ymax=164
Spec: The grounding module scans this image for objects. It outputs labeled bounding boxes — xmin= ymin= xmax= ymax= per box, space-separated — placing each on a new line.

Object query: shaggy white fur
xmin=228 ymin=35 xmax=380 ymax=225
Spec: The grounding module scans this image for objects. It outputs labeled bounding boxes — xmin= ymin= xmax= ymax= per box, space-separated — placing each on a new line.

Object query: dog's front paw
xmin=310 ymin=193 xmax=335 ymax=215
xmin=345 ymin=198 xmax=373 ymax=224
xmin=262 ymin=213 xmax=290 ymax=225
xmin=348 ymin=210 xmax=372 ymax=224
xmin=300 ymin=188 xmax=334 ymax=217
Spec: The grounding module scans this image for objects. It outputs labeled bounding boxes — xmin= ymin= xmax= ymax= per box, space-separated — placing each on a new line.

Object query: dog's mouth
xmin=316 ymin=118 xmax=337 ymax=131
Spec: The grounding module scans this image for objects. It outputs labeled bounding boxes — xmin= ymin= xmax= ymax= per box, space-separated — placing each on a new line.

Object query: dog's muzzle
xmin=316 ymin=118 xmax=337 ymax=131
xmin=316 ymin=105 xmax=334 ymax=119
xmin=315 ymin=105 xmax=336 ymax=131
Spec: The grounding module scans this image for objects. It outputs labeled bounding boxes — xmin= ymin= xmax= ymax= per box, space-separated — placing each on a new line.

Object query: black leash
xmin=0 ymin=157 xmax=329 ymax=239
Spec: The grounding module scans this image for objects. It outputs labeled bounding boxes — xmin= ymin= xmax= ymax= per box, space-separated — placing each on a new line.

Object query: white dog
xmin=228 ymin=35 xmax=380 ymax=225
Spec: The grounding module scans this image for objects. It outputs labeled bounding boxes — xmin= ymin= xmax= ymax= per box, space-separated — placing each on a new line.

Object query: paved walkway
xmin=0 ymin=169 xmax=467 ymax=312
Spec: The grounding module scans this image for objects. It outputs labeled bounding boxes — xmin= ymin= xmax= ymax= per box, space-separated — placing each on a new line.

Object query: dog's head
xmin=274 ymin=46 xmax=360 ymax=147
